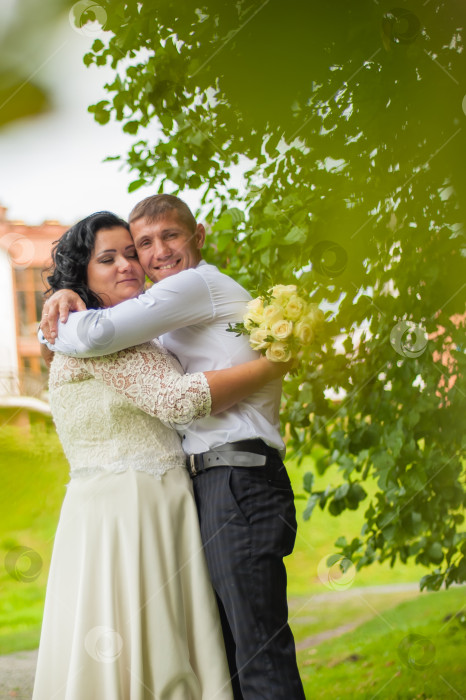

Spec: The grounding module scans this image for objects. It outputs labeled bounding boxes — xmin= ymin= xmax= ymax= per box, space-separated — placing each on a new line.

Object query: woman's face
xmin=87 ymin=227 xmax=145 ymax=307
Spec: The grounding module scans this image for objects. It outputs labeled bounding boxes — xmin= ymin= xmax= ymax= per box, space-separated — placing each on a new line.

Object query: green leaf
xmin=123 ymin=120 xmax=140 ymax=134
xmin=326 ymin=553 xmax=343 ymax=567
xmin=282 ymin=226 xmax=307 ymax=245
xmin=303 ymin=493 xmax=319 ymax=520
xmin=263 ymin=201 xmax=280 ymax=218
xmin=216 ymin=232 xmax=234 ymax=253
xmin=334 ymin=482 xmax=349 ymax=500
xmin=213 ymin=212 xmax=233 ymax=232
xmin=372 ymin=451 xmax=394 ymax=473
xmin=303 ymin=471 xmax=314 ymax=493
xmin=329 ymin=499 xmax=345 ymax=516
xmin=128 ymin=178 xmax=146 ymax=192
xmin=428 ymin=542 xmax=444 ymax=564
xmin=252 ymin=228 xmax=273 ymax=251
xmin=385 ymin=428 xmax=404 ymax=458
xmin=347 ymin=483 xmax=367 ymax=503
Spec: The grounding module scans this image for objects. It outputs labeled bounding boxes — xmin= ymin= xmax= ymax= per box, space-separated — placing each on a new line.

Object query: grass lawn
xmin=293 ymin=586 xmax=466 ymax=699
xmin=0 ymin=425 xmax=68 ymax=654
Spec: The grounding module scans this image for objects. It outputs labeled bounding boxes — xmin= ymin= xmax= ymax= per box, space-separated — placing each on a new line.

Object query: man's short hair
xmin=129 ymin=194 xmax=197 ymax=233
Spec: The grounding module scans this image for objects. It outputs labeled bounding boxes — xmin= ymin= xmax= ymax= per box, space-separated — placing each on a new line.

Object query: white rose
xmin=262 ymin=303 xmax=283 ymax=327
xmin=244 ymin=309 xmax=265 ymax=330
xmin=249 ymin=328 xmax=271 ymax=351
xmin=246 ymin=297 xmax=264 ymax=314
xmin=270 ymin=284 xmax=297 ymax=298
xmin=270 ymin=286 xmax=297 ymax=307
xmin=284 ymin=294 xmax=307 ymax=321
xmin=294 ymin=320 xmax=314 ymax=345
xmin=271 ymin=319 xmax=293 ymax=340
xmin=266 ymin=341 xmax=292 ymax=362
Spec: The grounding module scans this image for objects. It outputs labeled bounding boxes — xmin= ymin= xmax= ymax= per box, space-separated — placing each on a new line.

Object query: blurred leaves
xmin=0 ymin=74 xmax=51 ymax=127
xmin=82 ymin=0 xmax=466 ymax=588
xmin=0 ymin=0 xmax=73 ymax=128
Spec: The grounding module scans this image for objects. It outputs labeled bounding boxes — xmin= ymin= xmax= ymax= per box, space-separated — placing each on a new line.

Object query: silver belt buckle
xmin=189 ymin=454 xmax=197 ymax=476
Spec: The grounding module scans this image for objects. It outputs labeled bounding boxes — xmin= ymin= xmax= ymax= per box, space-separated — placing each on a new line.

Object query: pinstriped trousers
xmin=192 ymin=452 xmax=305 ymax=700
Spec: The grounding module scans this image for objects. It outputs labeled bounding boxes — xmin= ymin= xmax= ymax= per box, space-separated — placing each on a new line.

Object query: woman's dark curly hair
xmin=44 ymin=211 xmax=130 ymax=309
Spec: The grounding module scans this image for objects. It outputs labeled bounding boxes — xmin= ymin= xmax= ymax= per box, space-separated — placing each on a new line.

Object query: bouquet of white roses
xmin=229 ymin=284 xmax=325 ymax=362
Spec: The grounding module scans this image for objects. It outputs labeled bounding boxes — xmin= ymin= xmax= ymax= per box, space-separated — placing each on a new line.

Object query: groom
xmin=40 ymin=194 xmax=305 ymax=700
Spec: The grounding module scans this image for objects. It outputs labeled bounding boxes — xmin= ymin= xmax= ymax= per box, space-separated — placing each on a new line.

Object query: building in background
xmin=0 ymin=204 xmax=66 ymax=423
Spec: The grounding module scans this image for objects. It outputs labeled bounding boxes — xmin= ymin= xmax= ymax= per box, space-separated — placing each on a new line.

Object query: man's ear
xmin=195 ymin=223 xmax=206 ymax=249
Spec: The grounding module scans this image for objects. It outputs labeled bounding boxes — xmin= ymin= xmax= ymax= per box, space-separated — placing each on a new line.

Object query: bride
xmin=32 ymin=211 xmax=288 ymax=700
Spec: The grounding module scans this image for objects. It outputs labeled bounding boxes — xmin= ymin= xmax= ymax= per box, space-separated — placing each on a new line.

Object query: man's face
xmin=130 ymin=212 xmax=206 ymax=283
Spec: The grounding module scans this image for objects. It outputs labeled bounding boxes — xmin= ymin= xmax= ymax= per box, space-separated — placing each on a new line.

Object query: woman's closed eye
xmin=98 ymin=253 xmax=138 ymax=264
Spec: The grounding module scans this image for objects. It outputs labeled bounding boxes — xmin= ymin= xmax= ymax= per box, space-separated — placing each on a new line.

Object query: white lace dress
xmin=32 ymin=342 xmax=233 ymax=700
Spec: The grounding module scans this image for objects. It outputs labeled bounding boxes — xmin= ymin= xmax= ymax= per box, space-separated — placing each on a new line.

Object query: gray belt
xmin=186 ymin=439 xmax=273 ymax=477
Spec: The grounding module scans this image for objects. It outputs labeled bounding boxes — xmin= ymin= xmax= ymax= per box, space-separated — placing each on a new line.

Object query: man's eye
xmin=138 ymin=241 xmax=149 ymax=247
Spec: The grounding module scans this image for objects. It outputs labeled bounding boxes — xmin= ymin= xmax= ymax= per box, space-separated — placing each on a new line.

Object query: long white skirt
xmin=32 ymin=467 xmax=233 ymax=700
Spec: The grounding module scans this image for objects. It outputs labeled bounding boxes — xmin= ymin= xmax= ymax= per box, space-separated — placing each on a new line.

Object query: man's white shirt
xmin=40 ymin=261 xmax=284 ymax=454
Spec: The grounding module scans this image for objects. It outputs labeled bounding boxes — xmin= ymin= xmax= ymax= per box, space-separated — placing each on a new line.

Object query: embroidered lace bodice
xmin=49 ymin=341 xmax=211 ymax=479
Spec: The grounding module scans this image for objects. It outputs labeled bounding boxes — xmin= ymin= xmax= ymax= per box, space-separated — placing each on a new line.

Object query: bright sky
xmin=0 ymin=13 xmax=203 ymax=226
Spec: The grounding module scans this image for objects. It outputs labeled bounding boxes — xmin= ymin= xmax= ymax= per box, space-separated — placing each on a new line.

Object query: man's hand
xmin=258 ymin=355 xmax=295 ymax=379
xmin=40 ymin=290 xmax=86 ymax=343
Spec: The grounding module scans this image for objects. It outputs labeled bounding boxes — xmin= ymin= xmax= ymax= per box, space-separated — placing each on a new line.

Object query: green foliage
xmin=81 ymin=1 xmax=466 ymax=588
xmin=0 ymin=0 xmax=72 ymax=128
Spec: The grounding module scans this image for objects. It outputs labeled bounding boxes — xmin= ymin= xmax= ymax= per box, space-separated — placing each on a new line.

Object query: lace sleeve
xmin=83 ymin=342 xmax=211 ymax=425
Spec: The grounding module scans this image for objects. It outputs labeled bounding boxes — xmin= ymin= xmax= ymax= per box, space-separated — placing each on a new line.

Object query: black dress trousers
xmin=192 ymin=450 xmax=306 ymax=700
